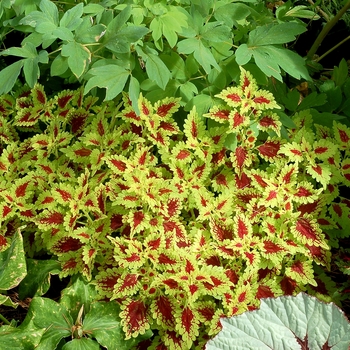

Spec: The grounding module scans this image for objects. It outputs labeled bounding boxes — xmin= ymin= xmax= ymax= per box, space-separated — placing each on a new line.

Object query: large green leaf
xmin=59 ymin=3 xmax=83 ymax=31
xmin=235 ymin=22 xmax=311 ymax=81
xmin=19 ymin=259 xmax=61 ymax=299
xmin=0 ymin=319 xmax=44 ymax=350
xmin=83 ymin=302 xmax=152 ymax=350
xmin=62 ymin=338 xmax=100 ymax=350
xmin=206 ymin=293 xmax=350 ymax=350
xmin=60 ymin=276 xmax=97 ymax=320
xmin=84 ymin=64 xmax=129 ymax=100
xmin=0 ymin=229 xmax=27 ymax=290
xmin=61 ymin=41 xmax=91 ymax=79
xmin=0 ymin=60 xmax=24 ymax=95
xmin=27 ymin=297 xmax=72 ymax=350
xmin=144 ymin=53 xmax=171 ymax=90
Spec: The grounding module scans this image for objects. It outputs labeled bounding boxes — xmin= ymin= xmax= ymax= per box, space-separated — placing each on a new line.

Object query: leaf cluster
xmin=0 ymin=0 xmax=316 ymax=115
xmin=1 ymin=68 xmax=350 ymax=348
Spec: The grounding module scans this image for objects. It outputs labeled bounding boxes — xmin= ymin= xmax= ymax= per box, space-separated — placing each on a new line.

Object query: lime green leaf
xmin=0 ymin=294 xmax=18 ymax=308
xmin=145 ymin=53 xmax=171 ymax=90
xmin=62 ymin=338 xmax=100 ymax=350
xmin=200 ymin=22 xmax=232 ymax=43
xmin=60 ymin=3 xmax=83 ymax=30
xmin=84 ymin=64 xmax=129 ymax=100
xmin=207 ymin=293 xmax=350 ymax=350
xmin=61 ymin=41 xmax=91 ymax=78
xmin=19 ymin=259 xmax=61 ymax=298
xmin=0 ymin=229 xmax=27 ymax=290
xmin=60 ymin=276 xmax=97 ymax=320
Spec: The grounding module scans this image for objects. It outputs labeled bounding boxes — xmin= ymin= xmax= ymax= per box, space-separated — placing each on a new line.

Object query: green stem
xmin=307 ymin=0 xmax=350 ymax=60
xmin=0 ymin=313 xmax=11 ymax=325
xmin=316 ymin=35 xmax=350 ymax=62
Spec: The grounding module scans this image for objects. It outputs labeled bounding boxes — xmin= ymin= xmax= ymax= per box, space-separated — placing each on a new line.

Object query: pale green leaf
xmin=83 ymin=4 xmax=105 ymax=14
xmin=0 ymin=230 xmax=27 ymax=290
xmin=248 ymin=22 xmax=306 ymax=46
xmin=0 ymin=60 xmax=24 ymax=94
xmin=84 ymin=64 xmax=129 ymax=100
xmin=51 ymin=54 xmax=69 ymax=76
xmin=206 ymin=293 xmax=350 ymax=350
xmin=200 ymin=22 xmax=232 ymax=43
xmin=235 ymin=44 xmax=253 ymax=65
xmin=0 ymin=42 xmax=37 ymax=58
xmin=61 ymin=41 xmax=91 ymax=78
xmin=0 ymin=293 xmax=18 ymax=308
xmin=39 ymin=0 xmax=59 ymax=25
xmin=214 ymin=3 xmax=251 ymax=27
xmin=60 ymin=3 xmax=83 ymax=30
xmin=129 ymin=75 xmax=140 ymax=115
xmin=145 ymin=53 xmax=171 ymax=90
xmin=53 ymin=27 xmax=74 ymax=41
xmin=23 ymin=57 xmax=39 ymax=87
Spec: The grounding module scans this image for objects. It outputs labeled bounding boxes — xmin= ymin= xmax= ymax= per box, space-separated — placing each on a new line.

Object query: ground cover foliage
xmin=0 ymin=0 xmax=350 ymax=349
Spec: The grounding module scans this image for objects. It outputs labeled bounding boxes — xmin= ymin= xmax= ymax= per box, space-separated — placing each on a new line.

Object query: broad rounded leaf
xmin=206 ymin=293 xmax=350 ymax=350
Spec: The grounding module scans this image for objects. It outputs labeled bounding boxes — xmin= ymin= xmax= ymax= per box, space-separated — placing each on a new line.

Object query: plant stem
xmin=0 ymin=313 xmax=11 ymax=325
xmin=316 ymin=35 xmax=350 ymax=62
xmin=307 ymin=0 xmax=350 ymax=60
xmin=307 ymin=0 xmax=330 ymax=22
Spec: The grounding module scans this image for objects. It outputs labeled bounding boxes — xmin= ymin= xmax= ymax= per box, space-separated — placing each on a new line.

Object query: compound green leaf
xmin=61 ymin=41 xmax=91 ymax=78
xmin=248 ymin=22 xmax=306 ymax=46
xmin=84 ymin=64 xmax=129 ymax=100
xmin=0 ymin=229 xmax=26 ymax=290
xmin=60 ymin=3 xmax=83 ymax=31
xmin=19 ymin=259 xmax=61 ymax=298
xmin=206 ymin=293 xmax=350 ymax=350
xmin=62 ymin=338 xmax=100 ymax=350
xmin=200 ymin=22 xmax=232 ymax=43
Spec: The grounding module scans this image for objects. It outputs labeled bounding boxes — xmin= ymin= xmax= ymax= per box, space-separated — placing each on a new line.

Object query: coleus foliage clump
xmin=0 ymin=68 xmax=350 ymax=349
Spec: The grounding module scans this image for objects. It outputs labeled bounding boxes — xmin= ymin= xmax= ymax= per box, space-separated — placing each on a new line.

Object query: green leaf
xmin=319 ymin=80 xmax=343 ymax=112
xmin=51 ymin=54 xmax=69 ymax=76
xmin=206 ymin=293 xmax=350 ymax=350
xmin=177 ymin=38 xmax=220 ymax=74
xmin=61 ymin=41 xmax=91 ymax=78
xmin=83 ymin=302 xmax=152 ymax=350
xmin=129 ymin=75 xmax=141 ymax=115
xmin=0 ymin=42 xmax=37 ymax=58
xmin=62 ymin=338 xmax=100 ymax=350
xmin=0 ymin=319 xmax=44 ymax=349
xmin=19 ymin=259 xmax=61 ymax=298
xmin=26 ymin=297 xmax=72 ymax=350
xmin=214 ymin=3 xmax=251 ymax=27
xmin=60 ymin=3 xmax=83 ymax=31
xmin=248 ymin=22 xmax=306 ymax=46
xmin=145 ymin=53 xmax=171 ymax=90
xmin=333 ymin=58 xmax=349 ymax=87
xmin=84 ymin=64 xmax=129 ymax=100
xmin=0 ymin=229 xmax=27 ymax=290
xmin=200 ymin=22 xmax=232 ymax=43
xmin=53 ymin=27 xmax=74 ymax=41
xmin=60 ymin=276 xmax=97 ymax=320
xmin=297 ymin=91 xmax=327 ymax=110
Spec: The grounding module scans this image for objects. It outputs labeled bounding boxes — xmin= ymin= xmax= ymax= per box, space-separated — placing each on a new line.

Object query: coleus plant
xmin=0 ymin=67 xmax=350 ymax=349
